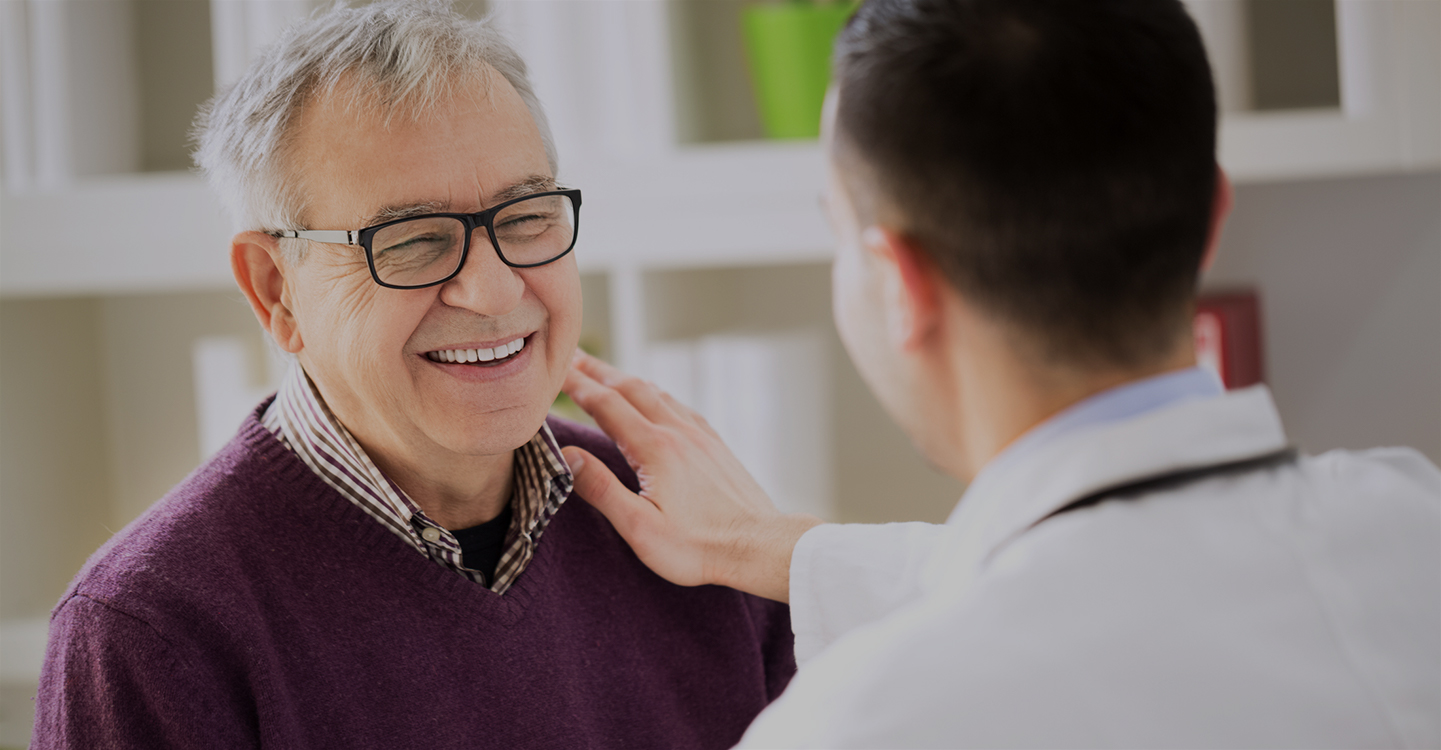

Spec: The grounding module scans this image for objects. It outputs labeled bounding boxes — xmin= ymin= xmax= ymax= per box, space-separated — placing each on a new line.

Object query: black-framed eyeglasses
xmin=271 ymin=189 xmax=582 ymax=289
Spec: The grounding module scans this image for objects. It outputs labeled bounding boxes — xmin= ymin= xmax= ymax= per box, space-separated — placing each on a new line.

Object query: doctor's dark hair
xmin=832 ymin=0 xmax=1217 ymax=369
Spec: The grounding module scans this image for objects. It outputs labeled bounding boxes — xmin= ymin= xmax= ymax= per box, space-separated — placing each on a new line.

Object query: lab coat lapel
xmin=920 ymin=385 xmax=1290 ymax=596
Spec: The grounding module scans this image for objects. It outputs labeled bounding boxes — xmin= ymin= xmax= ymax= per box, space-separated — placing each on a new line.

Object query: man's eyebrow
xmin=365 ymin=201 xmax=447 ymax=227
xmin=360 ymin=175 xmax=558 ymax=227
xmin=490 ymin=175 xmax=558 ymax=203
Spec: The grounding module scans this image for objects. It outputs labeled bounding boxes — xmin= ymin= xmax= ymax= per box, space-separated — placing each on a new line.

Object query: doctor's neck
xmin=924 ymin=295 xmax=1197 ymax=483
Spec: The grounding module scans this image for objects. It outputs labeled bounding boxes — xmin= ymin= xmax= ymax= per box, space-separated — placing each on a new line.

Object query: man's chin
xmin=428 ymin=404 xmax=550 ymax=458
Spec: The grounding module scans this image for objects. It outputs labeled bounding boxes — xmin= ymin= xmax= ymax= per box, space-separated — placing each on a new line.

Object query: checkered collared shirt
xmin=261 ymin=363 xmax=573 ymax=594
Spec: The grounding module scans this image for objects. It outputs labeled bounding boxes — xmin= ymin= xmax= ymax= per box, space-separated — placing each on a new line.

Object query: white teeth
xmin=427 ymin=337 xmax=526 ymax=364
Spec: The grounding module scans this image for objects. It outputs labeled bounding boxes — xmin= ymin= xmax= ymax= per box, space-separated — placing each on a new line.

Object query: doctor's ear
xmin=232 ymin=232 xmax=304 ymax=354
xmin=1200 ymin=166 xmax=1234 ymax=274
xmin=861 ymin=227 xmax=944 ymax=350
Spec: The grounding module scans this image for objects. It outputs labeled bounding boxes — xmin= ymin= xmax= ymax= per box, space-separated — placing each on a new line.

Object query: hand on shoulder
xmin=561 ymin=350 xmax=823 ymax=602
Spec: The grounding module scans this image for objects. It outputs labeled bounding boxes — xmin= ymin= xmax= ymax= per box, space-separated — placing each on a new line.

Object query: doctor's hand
xmin=561 ymin=351 xmax=823 ymax=603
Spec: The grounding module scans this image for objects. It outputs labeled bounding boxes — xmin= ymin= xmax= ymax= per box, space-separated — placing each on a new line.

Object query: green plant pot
xmin=742 ymin=3 xmax=853 ymax=140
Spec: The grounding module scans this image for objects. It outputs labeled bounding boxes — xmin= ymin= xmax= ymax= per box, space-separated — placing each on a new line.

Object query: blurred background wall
xmin=0 ymin=0 xmax=1437 ymax=744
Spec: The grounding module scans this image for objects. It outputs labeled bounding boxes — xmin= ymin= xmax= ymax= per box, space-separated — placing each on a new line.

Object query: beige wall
xmin=0 ymin=292 xmax=265 ymax=621
xmin=98 ymin=292 xmax=270 ymax=526
xmin=1206 ymin=171 xmax=1441 ymax=463
xmin=0 ymin=298 xmax=112 ymax=621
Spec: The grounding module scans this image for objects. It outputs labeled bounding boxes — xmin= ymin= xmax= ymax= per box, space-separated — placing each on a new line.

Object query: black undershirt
xmin=450 ymin=503 xmax=514 ymax=584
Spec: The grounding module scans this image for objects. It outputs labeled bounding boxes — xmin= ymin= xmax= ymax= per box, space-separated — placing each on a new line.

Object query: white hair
xmin=192 ymin=0 xmax=557 ymax=240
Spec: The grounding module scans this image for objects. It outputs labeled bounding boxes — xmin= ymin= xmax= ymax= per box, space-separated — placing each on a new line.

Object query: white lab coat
xmin=741 ymin=386 xmax=1441 ymax=748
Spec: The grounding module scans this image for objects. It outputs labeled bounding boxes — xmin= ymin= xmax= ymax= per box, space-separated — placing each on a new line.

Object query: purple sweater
xmin=33 ymin=409 xmax=794 ymax=749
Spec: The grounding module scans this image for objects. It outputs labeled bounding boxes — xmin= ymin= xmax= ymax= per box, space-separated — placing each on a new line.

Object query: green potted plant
xmin=742 ymin=0 xmax=855 ymax=139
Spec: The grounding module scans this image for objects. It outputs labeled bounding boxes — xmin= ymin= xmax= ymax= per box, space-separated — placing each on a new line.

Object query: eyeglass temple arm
xmin=273 ymin=229 xmax=359 ymax=245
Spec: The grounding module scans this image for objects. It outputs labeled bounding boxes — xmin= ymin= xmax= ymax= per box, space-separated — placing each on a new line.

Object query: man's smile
xmin=425 ymin=335 xmax=529 ymax=366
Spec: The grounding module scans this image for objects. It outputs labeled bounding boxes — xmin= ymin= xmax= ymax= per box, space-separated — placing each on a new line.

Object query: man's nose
xmin=436 ymin=231 xmax=525 ymax=316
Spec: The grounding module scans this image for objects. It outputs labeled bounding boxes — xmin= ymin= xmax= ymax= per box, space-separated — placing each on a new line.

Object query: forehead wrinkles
xmin=287 ymin=66 xmax=501 ymax=227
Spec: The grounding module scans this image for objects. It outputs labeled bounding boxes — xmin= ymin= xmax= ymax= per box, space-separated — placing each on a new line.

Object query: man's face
xmin=281 ymin=68 xmax=582 ymax=467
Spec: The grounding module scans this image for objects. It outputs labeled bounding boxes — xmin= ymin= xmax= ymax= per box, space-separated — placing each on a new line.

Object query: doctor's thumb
xmin=562 ymin=447 xmax=628 ymax=518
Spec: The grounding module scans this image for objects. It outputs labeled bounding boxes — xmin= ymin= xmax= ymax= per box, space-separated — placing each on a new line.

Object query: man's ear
xmin=232 ymin=232 xmax=304 ymax=354
xmin=1200 ymin=166 xmax=1234 ymax=273
xmin=861 ymin=226 xmax=943 ymax=350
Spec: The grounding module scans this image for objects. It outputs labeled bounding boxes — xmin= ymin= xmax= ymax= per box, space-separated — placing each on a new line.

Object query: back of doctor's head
xmin=832 ymin=0 xmax=1217 ymax=370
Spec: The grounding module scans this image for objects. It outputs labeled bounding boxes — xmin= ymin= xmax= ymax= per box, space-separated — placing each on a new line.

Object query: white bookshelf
xmin=1217 ymin=0 xmax=1441 ymax=182
xmin=0 ymin=172 xmax=233 ymax=296
xmin=2 ymin=0 xmax=1436 ymax=294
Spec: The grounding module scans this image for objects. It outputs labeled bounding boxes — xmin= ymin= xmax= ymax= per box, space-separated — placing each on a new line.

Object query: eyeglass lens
xmin=369 ymin=193 xmax=577 ymax=287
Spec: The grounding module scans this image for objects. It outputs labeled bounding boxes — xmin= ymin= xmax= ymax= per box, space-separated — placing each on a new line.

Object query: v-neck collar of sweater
xmin=235 ymin=410 xmax=545 ymax=627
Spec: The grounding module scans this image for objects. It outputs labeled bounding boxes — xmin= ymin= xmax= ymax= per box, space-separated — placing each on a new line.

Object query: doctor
xmin=562 ymin=0 xmax=1441 ymax=746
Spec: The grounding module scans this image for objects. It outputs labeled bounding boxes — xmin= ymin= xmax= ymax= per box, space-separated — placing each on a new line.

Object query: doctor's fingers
xmin=564 ymin=364 xmax=650 ymax=439
xmin=564 ymin=360 xmax=692 ymax=459
xmin=561 ymin=445 xmax=661 ymax=535
xmin=561 ymin=445 xmax=712 ymax=589
xmin=572 ymin=352 xmax=716 ymax=438
xmin=657 ymin=389 xmax=721 ymax=440
xmin=569 ymin=351 xmax=693 ymax=429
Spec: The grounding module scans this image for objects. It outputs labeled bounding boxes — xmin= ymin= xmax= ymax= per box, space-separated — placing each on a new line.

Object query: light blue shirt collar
xmin=981 ymin=366 xmax=1226 ymax=482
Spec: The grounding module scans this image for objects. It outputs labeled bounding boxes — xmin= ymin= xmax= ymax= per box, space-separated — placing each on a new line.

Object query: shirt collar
xmin=262 ymin=361 xmax=573 ymax=591
xmin=973 ymin=366 xmax=1226 ymax=499
xmin=922 ymin=371 xmax=1284 ymax=597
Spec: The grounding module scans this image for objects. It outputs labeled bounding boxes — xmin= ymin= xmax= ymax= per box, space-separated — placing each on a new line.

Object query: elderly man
xmin=31 ymin=3 xmax=792 ymax=747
